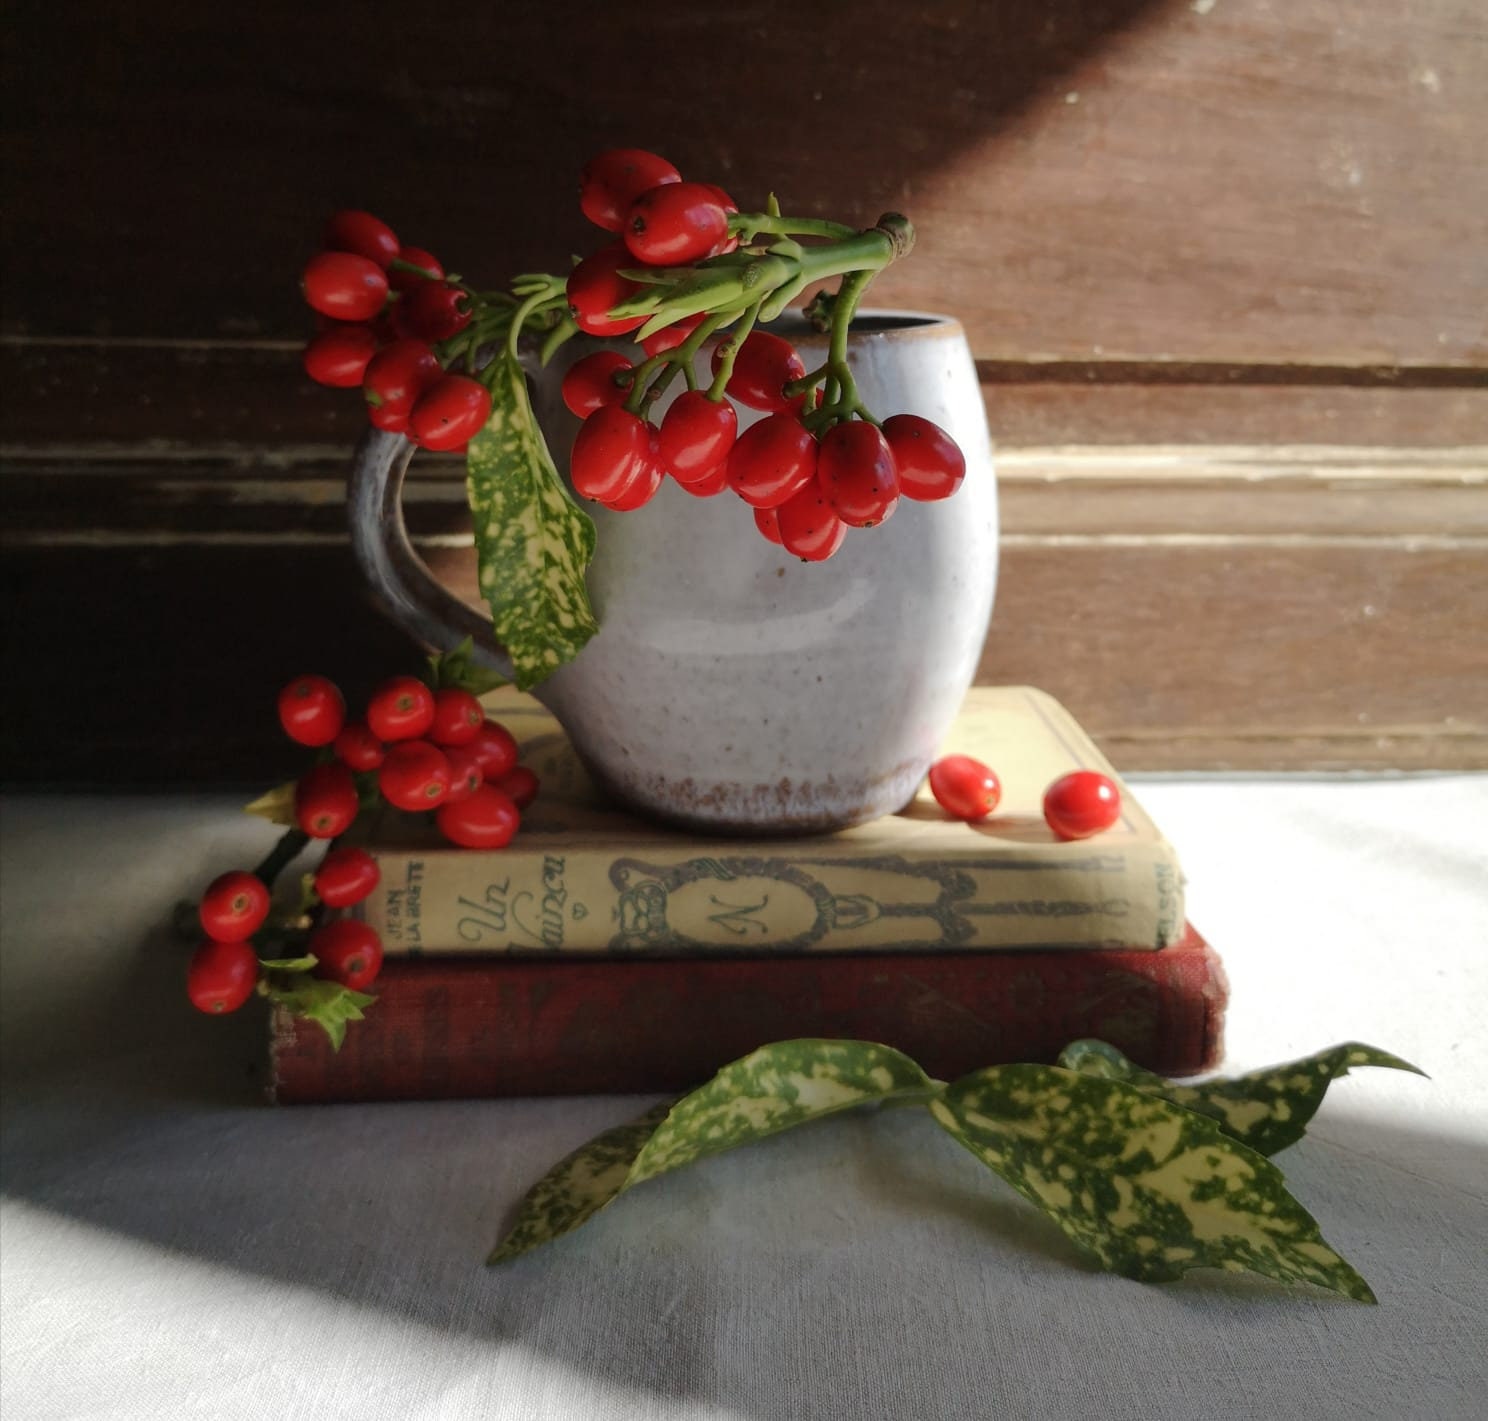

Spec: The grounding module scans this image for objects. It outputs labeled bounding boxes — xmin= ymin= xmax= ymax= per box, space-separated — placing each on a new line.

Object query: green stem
xmin=733 ymin=213 xmax=858 ymax=243
xmin=252 ymin=828 xmax=310 ymax=888
xmin=706 ymin=300 xmax=763 ymax=401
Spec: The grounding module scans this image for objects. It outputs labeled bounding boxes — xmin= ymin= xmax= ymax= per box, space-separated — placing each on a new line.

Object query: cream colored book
xmin=350 ymin=686 xmax=1185 ymax=955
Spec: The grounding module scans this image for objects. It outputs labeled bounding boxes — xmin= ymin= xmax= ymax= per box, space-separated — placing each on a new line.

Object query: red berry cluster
xmin=563 ymin=149 xmax=966 ymax=557
xmin=299 ymin=211 xmax=492 ymax=451
xmin=927 ymin=757 xmax=1121 ymax=841
xmin=185 ymin=666 xmax=539 ymax=1019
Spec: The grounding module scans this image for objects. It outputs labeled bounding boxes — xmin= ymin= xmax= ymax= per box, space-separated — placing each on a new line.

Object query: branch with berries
xmin=182 ymin=641 xmax=537 ymax=1046
xmin=297 ymin=148 xmax=968 ymax=689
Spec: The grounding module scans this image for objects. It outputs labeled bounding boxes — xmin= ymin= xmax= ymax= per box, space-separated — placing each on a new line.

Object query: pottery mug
xmin=347 ymin=311 xmax=999 ymax=834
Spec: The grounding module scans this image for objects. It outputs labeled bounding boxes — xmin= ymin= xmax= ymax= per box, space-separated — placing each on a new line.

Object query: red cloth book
xmin=269 ymin=923 xmax=1226 ymax=1103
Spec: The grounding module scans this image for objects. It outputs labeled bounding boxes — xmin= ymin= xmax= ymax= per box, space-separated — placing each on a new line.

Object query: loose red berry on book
xmin=640 ymin=312 xmax=705 ymax=358
xmin=303 ymin=324 xmax=379 ymax=388
xmin=322 ymin=210 xmax=400 ymax=268
xmin=314 ymin=846 xmax=381 ymax=909
xmin=625 ymin=181 xmax=730 ymax=266
xmin=333 ymin=720 xmax=385 ymax=771
xmin=754 ymin=505 xmax=784 ymax=545
xmin=494 ymin=764 xmax=539 ymax=810
xmin=378 ymin=739 xmax=452 ymax=811
xmin=199 ymin=871 xmax=271 ymax=942
xmin=580 ymin=148 xmax=681 ymax=233
xmin=436 ymin=783 xmax=520 ymax=849
xmin=309 ymin=918 xmax=383 ymax=992
xmin=277 ymin=674 xmax=346 ymax=747
xmin=467 ymin=719 xmax=519 ymax=780
xmin=928 ymin=754 xmax=1001 ymax=822
xmin=301 ymin=251 xmax=389 ymax=323
xmin=388 ymin=245 xmax=444 ymax=293
xmin=881 ymin=414 xmax=966 ymax=502
xmin=713 ymin=332 xmax=806 ymax=414
xmin=571 ymin=406 xmax=654 ymax=502
xmin=658 ymin=390 xmax=737 ymax=482
xmin=818 ymin=420 xmax=900 ymax=527
xmin=408 ymin=375 xmax=491 ymax=451
xmin=186 ymin=939 xmax=260 ymax=1015
xmin=396 ymin=281 xmax=473 ymax=343
xmin=365 ymin=676 xmax=435 ymax=742
xmin=726 ymin=412 xmax=818 ymax=508
xmin=295 ymin=763 xmax=360 ymax=839
xmin=561 ymin=351 xmax=633 ymax=419
xmin=1043 ymin=771 xmax=1121 ymax=840
xmin=429 ymin=688 xmax=485 ymax=747
xmin=443 ymin=746 xmax=485 ymax=803
xmin=565 ymin=244 xmax=649 ymax=336
xmin=775 ymin=483 xmax=847 ymax=561
xmin=363 ymin=340 xmax=442 ymax=423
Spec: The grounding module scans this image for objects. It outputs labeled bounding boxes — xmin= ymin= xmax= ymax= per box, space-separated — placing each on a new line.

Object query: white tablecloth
xmin=3 ymin=781 xmax=1486 ymax=1420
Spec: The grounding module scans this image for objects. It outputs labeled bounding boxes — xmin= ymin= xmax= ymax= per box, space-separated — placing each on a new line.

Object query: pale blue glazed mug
xmin=347 ymin=312 xmax=998 ymax=833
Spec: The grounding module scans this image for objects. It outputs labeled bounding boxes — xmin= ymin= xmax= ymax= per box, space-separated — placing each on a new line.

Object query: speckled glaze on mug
xmin=348 ymin=311 xmax=998 ymax=833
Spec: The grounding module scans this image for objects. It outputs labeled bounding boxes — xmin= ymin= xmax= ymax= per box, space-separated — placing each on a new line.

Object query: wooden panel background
xmin=2 ymin=0 xmax=1485 ymax=784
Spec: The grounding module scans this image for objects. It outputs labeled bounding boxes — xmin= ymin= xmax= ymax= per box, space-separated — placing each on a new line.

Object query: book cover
xmin=352 ymin=686 xmax=1186 ymax=955
xmin=268 ymin=924 xmax=1226 ymax=1103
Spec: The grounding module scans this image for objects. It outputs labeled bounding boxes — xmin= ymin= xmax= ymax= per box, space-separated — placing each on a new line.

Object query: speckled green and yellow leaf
xmin=489 ymin=1040 xmax=936 ymax=1262
xmin=931 ymin=1064 xmax=1376 ymax=1302
xmin=627 ymin=1039 xmax=937 ymax=1185
xmin=1059 ymin=1039 xmax=1424 ymax=1157
xmin=466 ymin=351 xmax=598 ymax=690
xmin=488 ymin=1101 xmax=673 ymax=1264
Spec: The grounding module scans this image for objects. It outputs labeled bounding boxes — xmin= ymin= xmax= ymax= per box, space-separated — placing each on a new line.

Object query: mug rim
xmin=765 ymin=308 xmax=963 ymax=341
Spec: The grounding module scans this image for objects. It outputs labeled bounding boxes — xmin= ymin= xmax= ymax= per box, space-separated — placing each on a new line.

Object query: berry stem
xmin=706 ymin=299 xmax=764 ymax=401
xmin=252 ymin=827 xmax=310 ymax=888
xmin=731 ymin=214 xmax=859 ymax=243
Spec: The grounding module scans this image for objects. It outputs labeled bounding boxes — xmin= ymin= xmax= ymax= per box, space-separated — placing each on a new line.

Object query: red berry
xmin=323 ymin=210 xmax=400 ymax=268
xmin=625 ymin=182 xmax=729 ymax=266
xmin=277 ymin=674 xmax=346 ymax=747
xmin=570 ymin=406 xmax=654 ymax=503
xmin=436 ymin=784 xmax=520 ymax=849
xmin=443 ymin=746 xmax=485 ymax=803
xmin=396 ymin=281 xmax=472 ymax=342
xmin=378 ymin=739 xmax=451 ymax=811
xmin=928 ymin=755 xmax=1001 ymax=822
xmin=333 ymin=721 xmax=385 ymax=771
xmin=295 ymin=763 xmax=360 ymax=839
xmin=640 ymin=312 xmax=704 ymax=358
xmin=712 ymin=332 xmax=806 ymax=413
xmin=199 ymin=871 xmax=271 ymax=942
xmin=303 ymin=324 xmax=378 ymax=388
xmin=301 ymin=251 xmax=388 ymax=322
xmin=1043 ymin=771 xmax=1122 ymax=840
xmin=775 ymin=483 xmax=847 ymax=561
xmin=495 ymin=765 xmax=540 ymax=810
xmin=368 ymin=404 xmax=411 ymax=434
xmin=309 ymin=918 xmax=383 ymax=991
xmin=754 ymin=505 xmax=783 ymax=545
xmin=363 ymin=340 xmax=442 ymax=422
xmin=817 ymin=421 xmax=901 ymax=528
xmin=429 ymin=687 xmax=485 ymax=746
xmin=725 ymin=412 xmax=818 ymax=508
xmin=187 ymin=939 xmax=259 ymax=1014
xmin=561 ymin=351 xmax=634 ymax=418
xmin=314 ymin=846 xmax=381 ymax=908
xmin=408 ymin=374 xmax=491 ymax=451
xmin=658 ymin=391 xmax=737 ymax=482
xmin=676 ymin=462 xmax=730 ymax=497
xmin=604 ymin=446 xmax=665 ymax=511
xmin=388 ymin=244 xmax=443 ymax=294
xmin=882 ymin=415 xmax=966 ymax=502
xmin=365 ymin=675 xmax=435 ymax=742
xmin=468 ymin=719 xmax=519 ymax=780
xmin=580 ymin=148 xmax=681 ymax=233
xmin=566 ymin=245 xmax=648 ymax=337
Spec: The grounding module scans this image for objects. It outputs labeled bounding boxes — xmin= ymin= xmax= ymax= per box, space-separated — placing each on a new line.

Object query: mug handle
xmin=346 ymin=428 xmax=516 ymax=681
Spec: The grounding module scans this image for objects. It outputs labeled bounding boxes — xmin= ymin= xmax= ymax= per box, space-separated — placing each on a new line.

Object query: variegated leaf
xmin=1059 ymin=1039 xmax=1425 ymax=1157
xmin=931 ymin=1064 xmax=1376 ymax=1303
xmin=466 ymin=350 xmax=598 ymax=690
xmin=488 ymin=1101 xmax=673 ymax=1264
xmin=628 ymin=1039 xmax=938 ymax=1185
xmin=489 ymin=1040 xmax=937 ymax=1263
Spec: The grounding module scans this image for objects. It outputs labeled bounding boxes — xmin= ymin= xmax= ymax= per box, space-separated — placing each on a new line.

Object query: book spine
xmin=357 ymin=839 xmax=1186 ymax=955
xmin=269 ymin=928 xmax=1226 ymax=1103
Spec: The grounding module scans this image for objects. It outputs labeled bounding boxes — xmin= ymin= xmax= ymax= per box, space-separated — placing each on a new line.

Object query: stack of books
xmin=269 ymin=687 xmax=1227 ymax=1102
